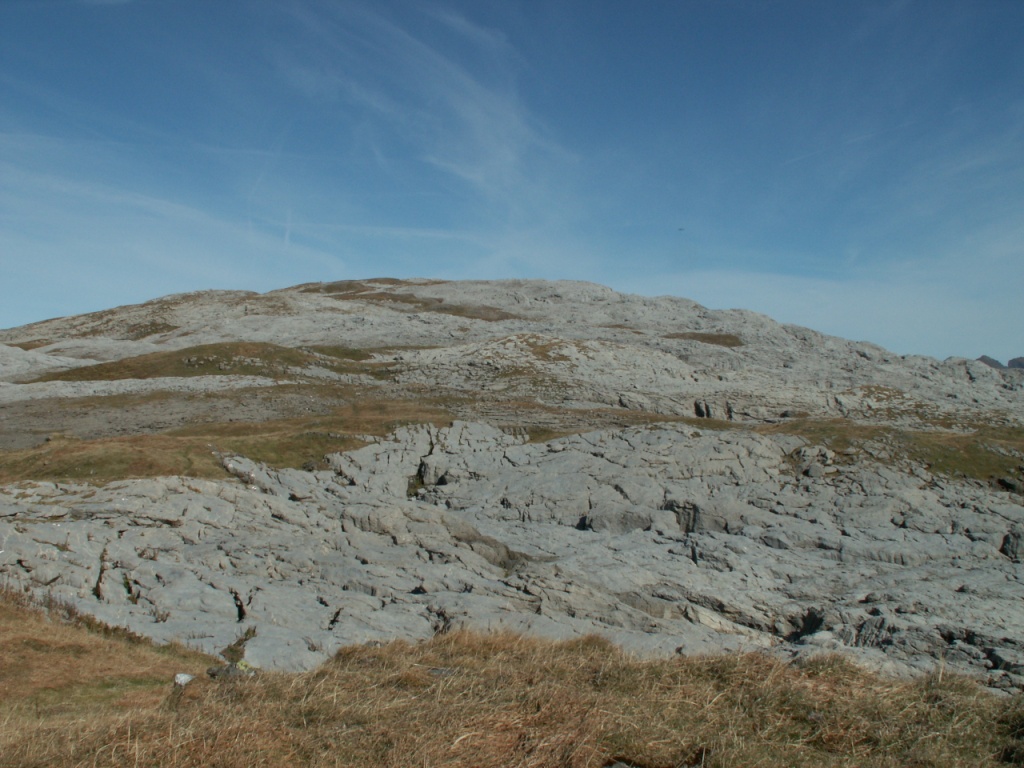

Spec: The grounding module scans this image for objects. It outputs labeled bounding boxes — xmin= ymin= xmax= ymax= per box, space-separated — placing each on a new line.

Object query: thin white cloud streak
xmin=421 ymin=6 xmax=515 ymax=58
xmin=0 ymin=148 xmax=346 ymax=327
xmin=273 ymin=2 xmax=574 ymax=210
xmin=3 ymin=0 xmax=1018 ymax=365
xmin=781 ymin=120 xmax=917 ymax=167
xmin=0 ymin=71 xmax=170 ymax=148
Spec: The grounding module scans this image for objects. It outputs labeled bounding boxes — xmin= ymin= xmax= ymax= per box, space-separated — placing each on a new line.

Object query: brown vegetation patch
xmin=23 ymin=338 xmax=425 ymax=385
xmin=120 ymin=320 xmax=181 ymax=340
xmin=454 ymin=399 xmax=741 ymax=444
xmin=902 ymin=426 xmax=1024 ymax=486
xmin=341 ymin=293 xmax=521 ymax=322
xmin=0 ymin=432 xmax=230 ymax=483
xmin=758 ymin=418 xmax=883 ymax=455
xmin=298 ymin=277 xmax=437 ymax=295
xmin=329 ymin=290 xmax=434 ymax=307
xmin=55 ymin=303 xmax=186 ymax=340
xmin=601 ymin=323 xmax=645 ymax=335
xmin=514 ymin=334 xmax=574 ymax=362
xmin=306 ymin=345 xmax=433 ymax=380
xmin=0 ymin=601 xmax=1017 ymax=768
xmin=0 ymin=586 xmax=212 ymax=730
xmin=431 ymin=303 xmax=520 ymax=322
xmin=853 ymin=384 xmax=949 ymax=423
xmin=298 ymin=281 xmax=521 ymax=321
xmin=33 ymin=342 xmax=316 ymax=383
xmin=0 ymin=395 xmax=455 ymax=483
xmin=664 ymin=331 xmax=745 ymax=348
xmin=8 ymin=339 xmax=53 ymax=351
xmin=760 ymin=417 xmax=1024 ymax=487
xmin=305 ymin=345 xmax=376 ymax=362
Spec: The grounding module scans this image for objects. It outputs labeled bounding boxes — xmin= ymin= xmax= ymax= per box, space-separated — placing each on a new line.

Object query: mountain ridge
xmin=2 ymin=278 xmax=1021 ymax=427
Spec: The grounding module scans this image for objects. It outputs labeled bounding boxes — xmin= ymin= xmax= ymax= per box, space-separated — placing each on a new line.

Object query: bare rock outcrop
xmin=1 ymin=278 xmax=1023 ymax=690
xmin=3 ymin=420 xmax=1023 ymax=690
xmin=2 ymin=279 xmax=1022 ymax=428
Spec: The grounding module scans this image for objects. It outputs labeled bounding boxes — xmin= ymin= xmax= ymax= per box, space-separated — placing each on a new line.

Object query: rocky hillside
xmin=1 ymin=278 xmax=1023 ymax=689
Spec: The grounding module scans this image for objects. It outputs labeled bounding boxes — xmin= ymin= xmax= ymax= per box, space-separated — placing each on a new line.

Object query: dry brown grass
xmin=2 ymin=586 xmax=1020 ymax=768
xmin=430 ymin=303 xmax=521 ymax=322
xmin=0 ymin=587 xmax=214 ymax=765
xmin=33 ymin=342 xmax=317 ymax=383
xmin=760 ymin=417 xmax=1024 ymax=487
xmin=298 ymin=278 xmax=438 ymax=295
xmin=29 ymin=340 xmax=420 ymax=387
xmin=0 ymin=396 xmax=455 ymax=483
xmin=297 ymin=279 xmax=521 ymax=322
xmin=0 ymin=432 xmax=231 ymax=483
xmin=901 ymin=425 xmax=1024 ymax=482
xmin=8 ymin=339 xmax=53 ymax=351
xmin=757 ymin=417 xmax=885 ymax=455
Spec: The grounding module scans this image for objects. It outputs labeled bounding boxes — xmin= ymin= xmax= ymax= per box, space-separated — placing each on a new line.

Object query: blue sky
xmin=2 ymin=0 xmax=1022 ymax=361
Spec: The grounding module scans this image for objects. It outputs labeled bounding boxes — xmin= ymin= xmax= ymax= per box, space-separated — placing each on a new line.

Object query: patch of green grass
xmin=406 ymin=473 xmax=425 ymax=498
xmin=220 ymin=626 xmax=257 ymax=664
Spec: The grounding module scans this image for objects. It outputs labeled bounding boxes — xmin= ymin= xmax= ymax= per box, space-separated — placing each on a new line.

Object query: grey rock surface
xmin=0 ymin=278 xmax=1022 ymax=690
xmin=2 ymin=278 xmax=1021 ymax=428
xmin=0 ymin=343 xmax=94 ymax=383
xmin=1 ymin=420 xmax=1022 ymax=690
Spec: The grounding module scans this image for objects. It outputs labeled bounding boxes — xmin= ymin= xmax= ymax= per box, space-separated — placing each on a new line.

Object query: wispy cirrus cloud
xmin=0 ymin=130 xmax=345 ymax=328
xmin=271 ymin=2 xmax=573 ymax=207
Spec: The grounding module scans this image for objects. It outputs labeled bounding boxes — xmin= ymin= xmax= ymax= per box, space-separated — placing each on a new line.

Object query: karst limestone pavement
xmin=1 ymin=279 xmax=1022 ymax=689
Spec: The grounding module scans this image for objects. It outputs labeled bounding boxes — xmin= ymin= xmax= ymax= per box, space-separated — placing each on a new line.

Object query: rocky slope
xmin=1 ymin=279 xmax=1023 ymax=689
